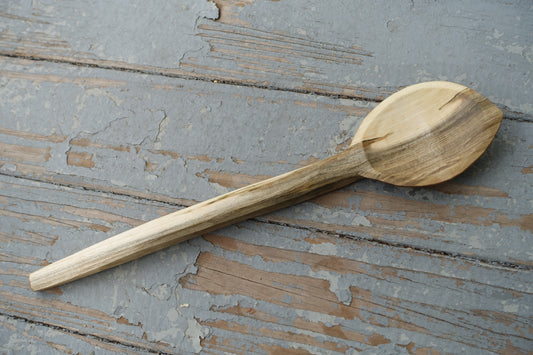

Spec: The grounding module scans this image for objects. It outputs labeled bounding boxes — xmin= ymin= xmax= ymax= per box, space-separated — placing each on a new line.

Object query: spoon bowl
xmin=29 ymin=81 xmax=503 ymax=291
xmin=353 ymin=81 xmax=503 ymax=186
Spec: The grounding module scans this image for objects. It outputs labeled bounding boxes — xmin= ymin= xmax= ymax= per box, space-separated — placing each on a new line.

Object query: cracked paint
xmin=185 ymin=318 xmax=210 ymax=353
xmin=3 ymin=1 xmax=220 ymax=68
xmin=1 ymin=2 xmax=532 ymax=350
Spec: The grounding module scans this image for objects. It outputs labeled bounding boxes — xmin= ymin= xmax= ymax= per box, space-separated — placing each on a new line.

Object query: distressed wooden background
xmin=0 ymin=1 xmax=532 ymax=354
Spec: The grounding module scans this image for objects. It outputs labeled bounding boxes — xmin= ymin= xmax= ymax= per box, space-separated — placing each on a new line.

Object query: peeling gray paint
xmin=0 ymin=1 xmax=532 ymax=353
xmin=1 ymin=1 xmax=531 ymax=117
xmin=2 ymin=0 xmax=219 ymax=67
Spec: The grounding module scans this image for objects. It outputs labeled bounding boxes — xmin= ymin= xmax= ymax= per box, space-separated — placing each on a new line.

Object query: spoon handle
xmin=29 ymin=144 xmax=368 ymax=291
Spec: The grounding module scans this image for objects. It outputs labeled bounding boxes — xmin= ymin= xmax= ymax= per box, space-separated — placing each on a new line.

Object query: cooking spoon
xmin=29 ymin=81 xmax=503 ymax=291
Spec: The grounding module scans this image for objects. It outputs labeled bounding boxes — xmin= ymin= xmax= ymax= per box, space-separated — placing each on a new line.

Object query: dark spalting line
xmin=361 ymin=133 xmax=392 ymax=147
xmin=0 ymin=17 xmax=529 ymax=355
xmin=438 ymin=88 xmax=469 ymax=111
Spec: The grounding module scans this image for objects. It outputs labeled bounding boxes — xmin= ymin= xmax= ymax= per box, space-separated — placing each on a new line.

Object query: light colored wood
xmin=28 ymin=81 xmax=502 ymax=291
xmin=354 ymin=81 xmax=503 ymax=186
xmin=28 ymin=148 xmax=365 ymax=291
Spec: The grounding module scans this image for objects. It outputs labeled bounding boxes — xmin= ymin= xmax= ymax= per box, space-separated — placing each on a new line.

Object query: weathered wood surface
xmin=0 ymin=56 xmax=531 ymax=267
xmin=28 ymin=80 xmax=506 ymax=291
xmin=1 ymin=174 xmax=532 ymax=354
xmin=0 ymin=0 xmax=531 ymax=118
xmin=0 ymin=0 xmax=532 ymax=354
xmin=0 ymin=314 xmax=145 ymax=354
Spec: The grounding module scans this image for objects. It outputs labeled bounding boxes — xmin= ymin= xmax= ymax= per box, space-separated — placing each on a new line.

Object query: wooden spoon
xmin=29 ymin=81 xmax=503 ymax=291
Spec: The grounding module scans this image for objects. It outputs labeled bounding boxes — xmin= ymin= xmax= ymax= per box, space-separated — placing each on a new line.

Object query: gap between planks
xmin=1 ymin=170 xmax=531 ymax=273
xmin=0 ymin=52 xmax=529 ymax=123
xmin=0 ymin=311 xmax=171 ymax=355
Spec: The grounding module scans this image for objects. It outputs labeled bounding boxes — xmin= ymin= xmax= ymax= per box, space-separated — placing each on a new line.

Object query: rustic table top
xmin=0 ymin=1 xmax=532 ymax=354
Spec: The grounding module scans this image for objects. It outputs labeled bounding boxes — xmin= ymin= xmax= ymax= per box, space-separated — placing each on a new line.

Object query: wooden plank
xmin=0 ymin=56 xmax=531 ymax=267
xmin=0 ymin=0 xmax=531 ymax=118
xmin=0 ymin=175 xmax=193 ymax=353
xmin=1 ymin=1 xmax=531 ymax=353
xmin=0 ymin=315 xmax=146 ymax=354
xmin=0 ymin=174 xmax=531 ymax=353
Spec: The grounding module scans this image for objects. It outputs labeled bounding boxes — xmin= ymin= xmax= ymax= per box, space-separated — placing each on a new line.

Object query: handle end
xmin=28 ymin=269 xmax=48 ymax=291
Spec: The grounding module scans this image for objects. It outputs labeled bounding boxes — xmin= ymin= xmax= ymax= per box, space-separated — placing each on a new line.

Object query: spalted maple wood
xmin=28 ymin=81 xmax=503 ymax=291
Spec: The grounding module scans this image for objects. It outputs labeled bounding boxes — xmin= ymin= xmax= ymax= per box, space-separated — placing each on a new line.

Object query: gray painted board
xmin=0 ymin=174 xmax=532 ymax=354
xmin=0 ymin=315 xmax=142 ymax=354
xmin=0 ymin=0 xmax=531 ymax=118
xmin=0 ymin=57 xmax=531 ymax=267
xmin=0 ymin=0 xmax=532 ymax=353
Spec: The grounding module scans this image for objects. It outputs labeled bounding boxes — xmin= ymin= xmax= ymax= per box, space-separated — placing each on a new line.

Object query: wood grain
xmin=353 ymin=81 xmax=502 ymax=186
xmin=28 ymin=145 xmax=365 ymax=290
xmin=0 ymin=1 xmax=532 ymax=352
xmin=0 ymin=315 xmax=138 ymax=354
xmin=1 ymin=174 xmax=532 ymax=353
xmin=0 ymin=0 xmax=531 ymax=118
xmin=0 ymin=56 xmax=530 ymax=267
xmin=28 ymin=81 xmax=503 ymax=290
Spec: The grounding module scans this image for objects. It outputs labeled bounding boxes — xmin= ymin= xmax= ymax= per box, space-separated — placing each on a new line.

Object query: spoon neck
xmin=302 ymin=142 xmax=370 ymax=183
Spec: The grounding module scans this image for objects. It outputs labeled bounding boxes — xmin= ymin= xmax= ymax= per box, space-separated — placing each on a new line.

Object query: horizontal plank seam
xmin=1 ymin=170 xmax=531 ymax=272
xmin=0 ymin=311 xmax=173 ymax=354
xmin=0 ymin=53 xmax=530 ymax=122
xmin=259 ymin=218 xmax=533 ymax=272
xmin=0 ymin=52 xmax=378 ymax=101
